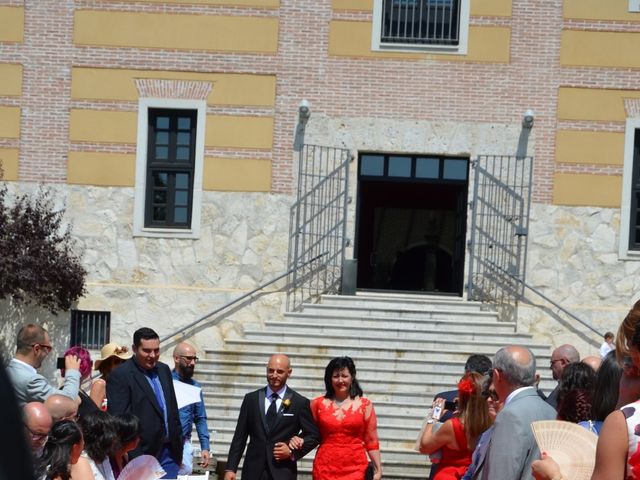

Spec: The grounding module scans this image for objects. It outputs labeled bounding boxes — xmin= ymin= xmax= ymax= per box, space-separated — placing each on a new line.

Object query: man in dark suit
xmin=224 ymin=354 xmax=319 ymax=480
xmin=107 ymin=327 xmax=183 ymax=478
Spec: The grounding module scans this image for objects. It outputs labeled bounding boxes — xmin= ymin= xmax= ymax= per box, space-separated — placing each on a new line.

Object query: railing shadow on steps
xmin=159 ymin=252 xmax=330 ymax=352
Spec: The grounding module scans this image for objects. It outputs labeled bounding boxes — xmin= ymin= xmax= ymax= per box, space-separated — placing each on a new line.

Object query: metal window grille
xmin=70 ymin=310 xmax=111 ymax=349
xmin=381 ymin=0 xmax=460 ymax=46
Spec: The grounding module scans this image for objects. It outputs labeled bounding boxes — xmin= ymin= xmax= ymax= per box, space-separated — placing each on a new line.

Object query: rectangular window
xmin=70 ymin=310 xmax=110 ymax=349
xmin=372 ymin=0 xmax=469 ymax=53
xmin=145 ymin=109 xmax=197 ymax=228
xmin=629 ymin=130 xmax=640 ymax=250
xmin=630 ymin=0 xmax=640 ymax=13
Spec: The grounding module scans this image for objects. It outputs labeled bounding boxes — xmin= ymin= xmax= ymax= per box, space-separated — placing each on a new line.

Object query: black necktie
xmin=266 ymin=392 xmax=278 ymax=430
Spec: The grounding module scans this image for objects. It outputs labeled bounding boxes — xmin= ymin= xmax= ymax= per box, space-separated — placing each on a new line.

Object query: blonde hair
xmin=616 ymin=299 xmax=640 ymax=365
xmin=458 ymin=372 xmax=492 ymax=444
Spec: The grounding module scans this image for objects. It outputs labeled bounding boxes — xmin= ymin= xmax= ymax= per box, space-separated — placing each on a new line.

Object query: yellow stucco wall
xmin=74 ymin=10 xmax=278 ymax=53
xmin=557 ymin=87 xmax=640 ymax=122
xmin=96 ymin=0 xmax=278 ymax=5
xmin=203 ymin=157 xmax=271 ymax=191
xmin=67 ymin=152 xmax=136 ymax=187
xmin=206 ymin=116 xmax=274 ymax=149
xmin=0 ymin=107 xmax=20 ymax=138
xmin=561 ymin=31 xmax=640 ymax=69
xmin=553 ymin=173 xmax=621 ymax=207
xmin=70 ymin=110 xmax=138 ymax=144
xmin=0 ymin=7 xmax=24 ymax=43
xmin=556 ymin=130 xmax=625 ymax=166
xmin=0 ymin=64 xmax=22 ymax=96
xmin=329 ymin=21 xmax=510 ymax=63
xmin=564 ymin=0 xmax=638 ymax=21
xmin=331 ymin=0 xmax=512 ymax=16
xmin=0 ymin=148 xmax=19 ymax=181
xmin=71 ymin=68 xmax=276 ymax=107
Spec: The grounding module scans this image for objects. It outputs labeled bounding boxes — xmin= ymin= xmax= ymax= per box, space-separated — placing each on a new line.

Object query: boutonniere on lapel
xmin=282 ymin=398 xmax=292 ymax=410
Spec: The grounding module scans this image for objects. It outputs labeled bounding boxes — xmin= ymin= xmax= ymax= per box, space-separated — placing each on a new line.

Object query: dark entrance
xmin=355 ymin=153 xmax=469 ymax=295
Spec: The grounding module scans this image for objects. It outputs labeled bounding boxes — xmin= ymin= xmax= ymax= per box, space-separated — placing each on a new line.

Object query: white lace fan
xmin=531 ymin=420 xmax=598 ymax=480
xmin=118 ymin=454 xmax=166 ymax=480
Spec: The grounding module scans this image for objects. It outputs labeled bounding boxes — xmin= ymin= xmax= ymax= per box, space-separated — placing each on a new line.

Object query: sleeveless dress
xmin=621 ymin=401 xmax=640 ymax=479
xmin=311 ymin=396 xmax=380 ymax=480
xmin=433 ymin=417 xmax=472 ymax=480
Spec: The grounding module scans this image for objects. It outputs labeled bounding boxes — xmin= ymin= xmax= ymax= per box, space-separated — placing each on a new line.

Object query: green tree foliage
xmin=0 ymin=184 xmax=86 ymax=313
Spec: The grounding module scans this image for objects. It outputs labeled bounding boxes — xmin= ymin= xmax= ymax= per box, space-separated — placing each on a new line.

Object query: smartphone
xmin=444 ymin=400 xmax=457 ymax=411
xmin=56 ymin=357 xmax=65 ymax=369
xmin=431 ymin=405 xmax=442 ymax=420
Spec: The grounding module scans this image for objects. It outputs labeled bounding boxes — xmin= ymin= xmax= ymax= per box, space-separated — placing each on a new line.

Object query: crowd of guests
xmin=6 ymin=299 xmax=640 ymax=480
xmin=2 ymin=324 xmax=210 ymax=480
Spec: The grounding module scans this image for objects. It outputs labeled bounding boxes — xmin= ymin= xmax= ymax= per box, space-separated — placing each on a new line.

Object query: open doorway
xmin=355 ymin=153 xmax=469 ymax=295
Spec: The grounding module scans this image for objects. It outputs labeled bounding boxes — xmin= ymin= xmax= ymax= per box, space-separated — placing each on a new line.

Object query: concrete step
xmin=283 ymin=311 xmax=517 ymax=333
xmin=322 ymin=292 xmax=489 ymax=311
xmin=263 ymin=320 xmax=529 ymax=342
xmin=235 ymin=334 xmax=551 ymax=357
xmin=301 ymin=303 xmax=500 ymax=321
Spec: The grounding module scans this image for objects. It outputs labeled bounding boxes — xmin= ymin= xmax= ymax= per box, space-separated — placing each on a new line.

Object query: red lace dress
xmin=433 ymin=417 xmax=472 ymax=480
xmin=311 ymin=396 xmax=380 ymax=480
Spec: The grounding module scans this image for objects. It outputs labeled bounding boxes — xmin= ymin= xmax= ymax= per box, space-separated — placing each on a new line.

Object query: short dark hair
xmin=78 ymin=411 xmax=118 ymax=462
xmin=16 ymin=324 xmax=47 ymax=354
xmin=133 ymin=327 xmax=159 ymax=347
xmin=323 ymin=356 xmax=363 ymax=399
xmin=604 ymin=331 xmax=614 ymax=340
xmin=465 ymin=354 xmax=492 ymax=376
xmin=114 ymin=413 xmax=140 ymax=446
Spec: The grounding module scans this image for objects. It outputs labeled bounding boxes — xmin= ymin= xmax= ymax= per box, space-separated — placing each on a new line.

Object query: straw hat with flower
xmin=94 ymin=343 xmax=132 ymax=371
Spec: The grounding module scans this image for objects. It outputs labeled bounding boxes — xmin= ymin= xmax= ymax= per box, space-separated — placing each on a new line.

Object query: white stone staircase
xmin=198 ymin=292 xmax=554 ymax=479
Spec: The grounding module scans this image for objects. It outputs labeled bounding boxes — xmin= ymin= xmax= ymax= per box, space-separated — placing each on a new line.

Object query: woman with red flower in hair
xmin=419 ymin=372 xmax=492 ymax=480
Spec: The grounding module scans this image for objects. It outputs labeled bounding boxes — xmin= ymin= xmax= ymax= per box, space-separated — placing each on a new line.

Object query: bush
xmin=0 ymin=184 xmax=86 ymax=313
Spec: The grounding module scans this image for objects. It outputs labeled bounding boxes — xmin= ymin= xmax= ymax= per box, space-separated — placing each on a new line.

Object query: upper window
xmin=360 ymin=153 xmax=468 ymax=182
xmin=133 ymin=98 xmax=206 ymax=239
xmin=630 ymin=0 xmax=640 ymax=13
xmin=145 ymin=109 xmax=196 ymax=228
xmin=628 ymin=130 xmax=640 ymax=250
xmin=70 ymin=310 xmax=110 ymax=349
xmin=372 ymin=0 xmax=470 ymax=54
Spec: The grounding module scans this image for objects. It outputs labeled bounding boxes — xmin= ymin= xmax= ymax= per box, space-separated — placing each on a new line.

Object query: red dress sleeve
xmin=362 ymin=397 xmax=380 ymax=451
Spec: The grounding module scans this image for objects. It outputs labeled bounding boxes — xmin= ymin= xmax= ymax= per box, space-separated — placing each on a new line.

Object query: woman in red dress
xmin=419 ymin=372 xmax=491 ymax=480
xmin=310 ymin=356 xmax=382 ymax=480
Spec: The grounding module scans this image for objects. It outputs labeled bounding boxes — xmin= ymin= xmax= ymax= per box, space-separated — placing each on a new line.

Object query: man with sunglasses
xmin=172 ymin=341 xmax=211 ymax=475
xmin=7 ymin=323 xmax=81 ymax=407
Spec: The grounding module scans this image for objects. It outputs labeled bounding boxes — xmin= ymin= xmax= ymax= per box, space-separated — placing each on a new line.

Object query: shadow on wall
xmin=0 ymin=298 xmax=70 ymax=382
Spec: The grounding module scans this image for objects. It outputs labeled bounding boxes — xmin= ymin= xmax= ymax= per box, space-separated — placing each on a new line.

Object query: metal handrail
xmin=517 ymin=278 xmax=602 ymax=338
xmin=484 ymin=260 xmax=602 ymax=339
xmin=160 ymin=252 xmax=328 ymax=345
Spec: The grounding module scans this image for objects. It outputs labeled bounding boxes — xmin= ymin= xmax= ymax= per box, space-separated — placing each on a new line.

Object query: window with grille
xmin=372 ymin=0 xmax=469 ymax=53
xmin=629 ymin=130 xmax=640 ymax=250
xmin=145 ymin=109 xmax=197 ymax=228
xmin=70 ymin=310 xmax=110 ymax=349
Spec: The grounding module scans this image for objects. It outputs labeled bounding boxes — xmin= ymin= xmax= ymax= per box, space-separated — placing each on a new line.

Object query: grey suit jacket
xmin=474 ymin=387 xmax=557 ymax=480
xmin=6 ymin=358 xmax=80 ymax=407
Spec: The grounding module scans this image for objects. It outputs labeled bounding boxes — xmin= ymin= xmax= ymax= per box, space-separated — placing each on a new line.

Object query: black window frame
xmin=630 ymin=129 xmax=640 ymax=250
xmin=358 ymin=152 xmax=469 ymax=184
xmin=144 ymin=108 xmax=197 ymax=229
xmin=380 ymin=0 xmax=461 ymax=47
xmin=70 ymin=310 xmax=111 ymax=349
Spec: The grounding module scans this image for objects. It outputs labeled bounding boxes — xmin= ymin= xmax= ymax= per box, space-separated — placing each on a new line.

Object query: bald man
xmin=172 ymin=342 xmax=210 ymax=474
xmin=44 ymin=394 xmax=79 ymax=423
xmin=547 ymin=344 xmax=580 ymax=409
xmin=472 ymin=346 xmax=556 ymax=480
xmin=582 ymin=355 xmax=602 ymax=372
xmin=23 ymin=402 xmax=53 ymax=457
xmin=225 ymin=354 xmax=319 ymax=480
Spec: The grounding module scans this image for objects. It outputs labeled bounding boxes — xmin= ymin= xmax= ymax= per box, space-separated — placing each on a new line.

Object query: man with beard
xmin=172 ymin=341 xmax=211 ymax=475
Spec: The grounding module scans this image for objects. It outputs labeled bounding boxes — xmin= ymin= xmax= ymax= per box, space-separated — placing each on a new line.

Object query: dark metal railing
xmin=466 ymin=155 xmax=533 ymax=322
xmin=287 ymin=144 xmax=352 ymax=311
xmin=381 ymin=0 xmax=460 ymax=46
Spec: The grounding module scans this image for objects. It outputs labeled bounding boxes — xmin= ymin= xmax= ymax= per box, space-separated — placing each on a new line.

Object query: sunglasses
xmin=482 ymin=389 xmax=499 ymax=401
